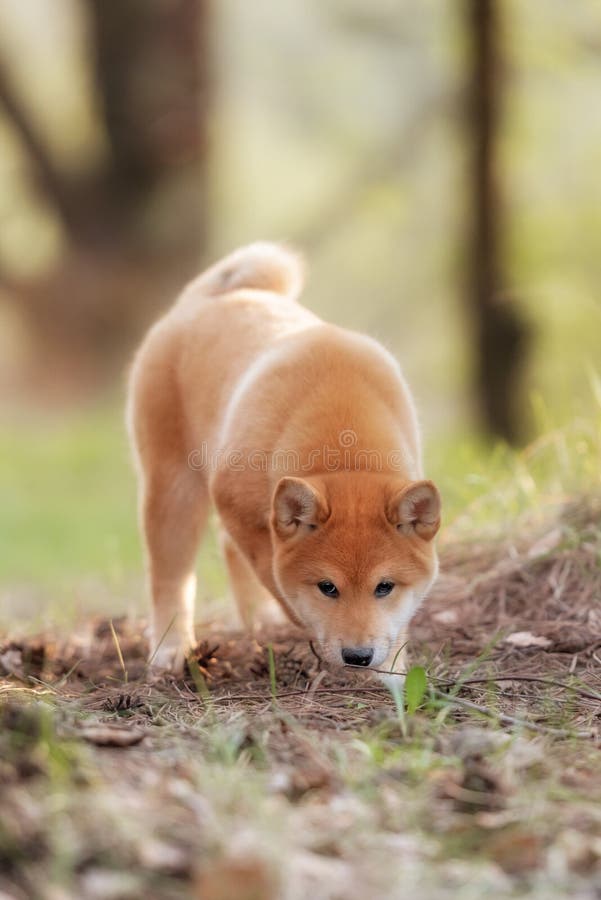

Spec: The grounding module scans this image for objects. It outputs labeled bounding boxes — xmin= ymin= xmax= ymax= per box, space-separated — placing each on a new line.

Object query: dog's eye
xmin=317 ymin=581 xmax=339 ymax=598
xmin=374 ymin=581 xmax=394 ymax=598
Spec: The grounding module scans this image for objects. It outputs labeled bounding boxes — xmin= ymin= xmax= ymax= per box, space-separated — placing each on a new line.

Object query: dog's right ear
xmin=271 ymin=477 xmax=329 ymax=539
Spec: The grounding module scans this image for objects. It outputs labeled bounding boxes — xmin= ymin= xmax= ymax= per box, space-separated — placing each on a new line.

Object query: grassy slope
xmin=1 ymin=396 xmax=600 ymax=899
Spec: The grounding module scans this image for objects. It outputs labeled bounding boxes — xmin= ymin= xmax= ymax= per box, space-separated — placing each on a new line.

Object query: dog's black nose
xmin=341 ymin=647 xmax=374 ymax=667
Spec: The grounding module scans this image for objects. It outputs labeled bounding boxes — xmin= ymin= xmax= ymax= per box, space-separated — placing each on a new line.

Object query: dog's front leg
xmin=219 ymin=528 xmax=284 ymax=627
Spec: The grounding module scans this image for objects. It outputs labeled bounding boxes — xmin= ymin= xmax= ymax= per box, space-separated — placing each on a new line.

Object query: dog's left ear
xmin=388 ymin=480 xmax=441 ymax=541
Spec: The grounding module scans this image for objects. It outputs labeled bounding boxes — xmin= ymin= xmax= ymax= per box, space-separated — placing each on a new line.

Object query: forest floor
xmin=1 ymin=498 xmax=600 ymax=900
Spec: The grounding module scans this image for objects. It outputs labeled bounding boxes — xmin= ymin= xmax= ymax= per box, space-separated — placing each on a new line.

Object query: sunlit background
xmin=1 ymin=0 xmax=600 ymax=630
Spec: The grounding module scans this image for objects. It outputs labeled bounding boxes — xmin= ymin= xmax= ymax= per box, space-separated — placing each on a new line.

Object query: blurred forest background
xmin=1 ymin=0 xmax=600 ymax=628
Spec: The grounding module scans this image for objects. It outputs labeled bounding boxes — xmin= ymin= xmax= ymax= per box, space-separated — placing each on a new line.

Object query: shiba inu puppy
xmin=127 ymin=243 xmax=440 ymax=682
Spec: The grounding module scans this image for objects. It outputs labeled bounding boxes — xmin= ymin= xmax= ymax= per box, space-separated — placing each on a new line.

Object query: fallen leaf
xmin=555 ymin=829 xmax=601 ymax=874
xmin=475 ymin=809 xmax=523 ymax=829
xmin=486 ymin=828 xmax=543 ymax=874
xmin=443 ymin=726 xmax=509 ymax=760
xmin=0 ymin=641 xmax=46 ymax=679
xmin=505 ymin=631 xmax=552 ymax=649
xmin=196 ymin=854 xmax=278 ymax=900
xmin=79 ymin=868 xmax=142 ymax=899
xmin=527 ymin=527 xmax=562 ymax=559
xmin=432 ymin=609 xmax=459 ymax=625
xmin=138 ymin=838 xmax=190 ymax=875
xmin=0 ymin=648 xmax=23 ymax=676
xmin=442 ymin=766 xmax=508 ymax=812
xmin=80 ymin=724 xmax=145 ymax=747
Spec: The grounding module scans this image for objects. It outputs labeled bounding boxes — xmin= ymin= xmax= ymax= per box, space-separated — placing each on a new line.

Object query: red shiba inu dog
xmin=127 ymin=243 xmax=440 ymax=683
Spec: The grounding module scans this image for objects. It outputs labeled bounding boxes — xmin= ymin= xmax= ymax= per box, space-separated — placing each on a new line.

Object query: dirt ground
xmin=1 ymin=500 xmax=600 ymax=899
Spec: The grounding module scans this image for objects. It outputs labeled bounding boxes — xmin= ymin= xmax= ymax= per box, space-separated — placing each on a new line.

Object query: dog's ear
xmin=388 ymin=480 xmax=441 ymax=541
xmin=272 ymin=477 xmax=328 ymax=539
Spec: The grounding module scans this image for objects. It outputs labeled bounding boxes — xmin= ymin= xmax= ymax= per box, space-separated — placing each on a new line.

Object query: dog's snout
xmin=341 ymin=647 xmax=374 ymax=667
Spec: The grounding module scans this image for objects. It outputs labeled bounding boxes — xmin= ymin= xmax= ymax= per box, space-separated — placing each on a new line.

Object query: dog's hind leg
xmin=127 ymin=327 xmax=210 ymax=672
xmin=141 ymin=467 xmax=208 ymax=671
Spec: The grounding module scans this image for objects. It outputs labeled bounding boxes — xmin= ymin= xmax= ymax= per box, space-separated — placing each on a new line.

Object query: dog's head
xmin=270 ymin=472 xmax=440 ymax=672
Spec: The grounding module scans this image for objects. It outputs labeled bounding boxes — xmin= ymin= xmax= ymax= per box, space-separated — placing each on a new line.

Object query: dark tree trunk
xmin=86 ymin=0 xmax=211 ymax=249
xmin=0 ymin=62 xmax=82 ymax=240
xmin=467 ymin=0 xmax=529 ymax=443
xmin=0 ymin=0 xmax=212 ymax=394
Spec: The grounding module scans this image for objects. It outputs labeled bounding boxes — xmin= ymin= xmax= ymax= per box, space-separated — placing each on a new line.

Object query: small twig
xmin=389 ymin=641 xmax=409 ymax=675
xmin=53 ymin=658 xmax=83 ymax=687
xmin=109 ymin=619 xmax=128 ymax=683
xmin=344 ymin=664 xmax=408 ymax=676
xmin=144 ymin=614 xmax=177 ymax=671
xmin=440 ymin=674 xmax=601 ymax=703
xmin=308 ymin=640 xmax=324 ymax=669
xmin=179 ymin=682 xmax=594 ymax=738
xmin=303 ymin=669 xmax=328 ymax=703
xmin=201 ymin=686 xmax=389 ymax=704
xmin=431 ymin=689 xmax=593 ymax=739
xmin=344 ymin=665 xmax=601 ymax=704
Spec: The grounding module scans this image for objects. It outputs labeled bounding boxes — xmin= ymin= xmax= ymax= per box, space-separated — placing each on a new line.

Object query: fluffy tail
xmin=196 ymin=242 xmax=305 ymax=301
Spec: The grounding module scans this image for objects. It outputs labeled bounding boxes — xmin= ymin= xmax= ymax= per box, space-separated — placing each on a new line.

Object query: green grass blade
xmin=405 ymin=665 xmax=427 ymax=715
xmin=267 ymin=643 xmax=277 ymax=702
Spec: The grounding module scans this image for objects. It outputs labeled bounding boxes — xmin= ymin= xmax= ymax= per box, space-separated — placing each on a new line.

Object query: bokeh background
xmin=1 ymin=0 xmax=600 ymax=631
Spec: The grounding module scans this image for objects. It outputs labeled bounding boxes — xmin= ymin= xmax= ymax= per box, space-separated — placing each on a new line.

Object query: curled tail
xmin=196 ymin=242 xmax=305 ymax=301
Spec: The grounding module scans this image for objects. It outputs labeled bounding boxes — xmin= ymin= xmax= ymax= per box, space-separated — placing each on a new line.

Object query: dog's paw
xmin=147 ymin=642 xmax=188 ymax=675
xmin=253 ymin=598 xmax=289 ymax=627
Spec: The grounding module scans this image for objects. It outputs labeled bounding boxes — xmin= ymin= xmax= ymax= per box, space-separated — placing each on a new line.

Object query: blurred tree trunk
xmin=86 ymin=0 xmax=210 ymax=247
xmin=0 ymin=0 xmax=211 ymax=394
xmin=467 ymin=0 xmax=529 ymax=443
